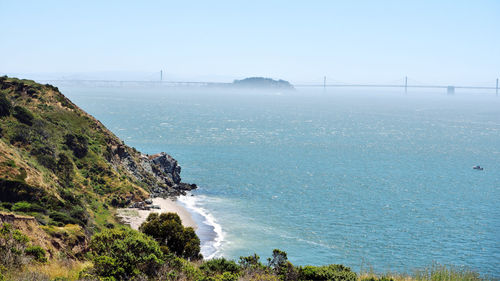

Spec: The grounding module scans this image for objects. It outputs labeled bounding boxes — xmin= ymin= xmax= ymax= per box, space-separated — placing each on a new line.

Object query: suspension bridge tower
xmin=404 ymin=76 xmax=408 ymax=94
xmin=496 ymin=78 xmax=498 ymax=96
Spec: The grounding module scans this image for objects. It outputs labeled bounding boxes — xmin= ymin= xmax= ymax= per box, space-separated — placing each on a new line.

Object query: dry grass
xmin=22 ymin=259 xmax=91 ymax=281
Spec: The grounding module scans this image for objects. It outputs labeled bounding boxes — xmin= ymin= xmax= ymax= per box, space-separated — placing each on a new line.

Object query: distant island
xmin=232 ymin=77 xmax=294 ymax=89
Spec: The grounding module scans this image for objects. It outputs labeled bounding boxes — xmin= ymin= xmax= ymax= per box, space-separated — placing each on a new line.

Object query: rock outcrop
xmin=108 ymin=144 xmax=197 ymax=198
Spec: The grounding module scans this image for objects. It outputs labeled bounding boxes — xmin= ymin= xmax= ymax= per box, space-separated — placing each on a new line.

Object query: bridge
xmin=38 ymin=76 xmax=499 ymax=95
xmin=296 ymin=76 xmax=499 ymax=95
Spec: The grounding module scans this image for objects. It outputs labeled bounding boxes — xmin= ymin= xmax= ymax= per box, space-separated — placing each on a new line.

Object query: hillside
xmin=0 ymin=76 xmax=195 ymax=258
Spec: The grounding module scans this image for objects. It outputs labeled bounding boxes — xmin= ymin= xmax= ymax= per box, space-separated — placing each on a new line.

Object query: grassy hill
xmin=0 ymin=76 xmax=194 ymax=261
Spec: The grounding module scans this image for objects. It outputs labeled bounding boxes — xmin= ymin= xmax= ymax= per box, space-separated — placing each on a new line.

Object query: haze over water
xmin=59 ymin=84 xmax=500 ymax=277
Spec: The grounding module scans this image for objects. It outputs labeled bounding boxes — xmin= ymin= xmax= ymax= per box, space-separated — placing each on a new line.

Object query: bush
xmin=64 ymin=134 xmax=88 ymax=158
xmin=12 ymin=106 xmax=34 ymax=126
xmin=239 ymin=253 xmax=264 ymax=269
xmin=267 ymin=249 xmax=288 ymax=271
xmin=56 ymin=154 xmax=74 ymax=185
xmin=24 ymin=245 xmax=47 ymax=263
xmin=32 ymin=145 xmax=57 ymax=171
xmin=0 ymin=224 xmax=30 ymax=268
xmin=200 ymin=258 xmax=241 ymax=276
xmin=298 ymin=264 xmax=357 ymax=281
xmin=139 ymin=212 xmax=202 ymax=260
xmin=69 ymin=205 xmax=89 ymax=226
xmin=266 ymin=249 xmax=299 ymax=281
xmin=89 ymin=228 xmax=164 ymax=280
xmin=0 ymin=202 xmax=12 ymax=211
xmin=49 ymin=211 xmax=80 ymax=226
xmin=0 ymin=93 xmax=12 ymax=117
xmin=11 ymin=201 xmax=45 ymax=213
xmin=10 ymin=124 xmax=33 ymax=145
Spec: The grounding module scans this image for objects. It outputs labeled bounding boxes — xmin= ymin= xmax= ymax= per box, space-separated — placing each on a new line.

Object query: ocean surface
xmin=57 ymin=84 xmax=500 ymax=277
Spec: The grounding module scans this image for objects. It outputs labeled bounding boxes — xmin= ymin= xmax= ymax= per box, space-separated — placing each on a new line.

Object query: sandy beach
xmin=117 ymin=197 xmax=197 ymax=230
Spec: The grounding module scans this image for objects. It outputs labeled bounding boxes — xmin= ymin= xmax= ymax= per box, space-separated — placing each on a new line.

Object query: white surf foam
xmin=178 ymin=194 xmax=224 ymax=259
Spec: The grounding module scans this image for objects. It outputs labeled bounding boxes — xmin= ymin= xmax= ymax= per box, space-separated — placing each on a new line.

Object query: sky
xmin=0 ymin=0 xmax=499 ymax=85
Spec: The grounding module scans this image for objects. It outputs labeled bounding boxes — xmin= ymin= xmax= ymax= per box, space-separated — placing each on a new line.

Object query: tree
xmin=139 ymin=212 xmax=202 ymax=260
xmin=89 ymin=228 xmax=164 ymax=280
xmin=268 ymin=249 xmax=288 ymax=272
xmin=267 ymin=249 xmax=298 ymax=281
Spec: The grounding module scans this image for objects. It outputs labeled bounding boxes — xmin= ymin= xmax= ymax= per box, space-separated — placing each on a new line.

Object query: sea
xmin=57 ymin=83 xmax=500 ymax=277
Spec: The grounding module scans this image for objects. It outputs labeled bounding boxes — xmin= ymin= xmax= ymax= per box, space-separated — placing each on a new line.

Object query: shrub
xmin=31 ymin=145 xmax=57 ymax=171
xmin=298 ymin=264 xmax=357 ymax=281
xmin=56 ymin=153 xmax=74 ymax=185
xmin=0 ymin=202 xmax=12 ymax=210
xmin=89 ymin=228 xmax=164 ymax=280
xmin=200 ymin=258 xmax=241 ymax=276
xmin=239 ymin=253 xmax=264 ymax=269
xmin=11 ymin=201 xmax=45 ymax=213
xmin=12 ymin=105 xmax=34 ymax=126
xmin=267 ymin=249 xmax=288 ymax=272
xmin=24 ymin=245 xmax=47 ymax=263
xmin=10 ymin=124 xmax=33 ymax=145
xmin=69 ymin=205 xmax=89 ymax=226
xmin=0 ymin=224 xmax=30 ymax=268
xmin=31 ymin=119 xmax=51 ymax=140
xmin=49 ymin=211 xmax=80 ymax=226
xmin=139 ymin=212 xmax=202 ymax=260
xmin=0 ymin=179 xmax=48 ymax=202
xmin=266 ymin=249 xmax=299 ymax=281
xmin=64 ymin=134 xmax=89 ymax=158
xmin=0 ymin=93 xmax=11 ymax=117
xmin=216 ymin=272 xmax=239 ymax=281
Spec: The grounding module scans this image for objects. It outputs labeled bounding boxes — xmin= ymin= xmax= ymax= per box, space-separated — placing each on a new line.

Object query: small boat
xmin=473 ymin=165 xmax=483 ymax=170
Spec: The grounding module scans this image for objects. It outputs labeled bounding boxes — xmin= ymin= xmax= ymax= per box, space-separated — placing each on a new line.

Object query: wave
xmin=178 ymin=194 xmax=224 ymax=259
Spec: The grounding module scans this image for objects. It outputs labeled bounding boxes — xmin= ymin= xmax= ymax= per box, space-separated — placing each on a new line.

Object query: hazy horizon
xmin=1 ymin=0 xmax=499 ymax=86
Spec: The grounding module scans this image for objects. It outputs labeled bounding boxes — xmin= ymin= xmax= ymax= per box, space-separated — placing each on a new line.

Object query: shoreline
xmin=117 ymin=195 xmax=222 ymax=259
xmin=117 ymin=197 xmax=197 ymax=230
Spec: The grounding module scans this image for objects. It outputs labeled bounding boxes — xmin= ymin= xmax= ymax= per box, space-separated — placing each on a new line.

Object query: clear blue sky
xmin=0 ymin=0 xmax=499 ymax=84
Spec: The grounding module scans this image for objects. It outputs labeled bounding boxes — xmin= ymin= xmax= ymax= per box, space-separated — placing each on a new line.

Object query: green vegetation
xmin=12 ymin=105 xmax=34 ymax=126
xmin=24 ymin=245 xmax=47 ymax=263
xmin=414 ymin=264 xmax=484 ymax=281
xmin=139 ymin=212 xmax=202 ymax=260
xmin=0 ymin=223 xmax=42 ymax=268
xmin=84 ymin=227 xmax=164 ymax=280
xmin=0 ymin=93 xmax=12 ymax=117
xmin=64 ymin=133 xmax=88 ymax=158
xmin=298 ymin=264 xmax=357 ymax=281
xmin=0 ymin=76 xmax=152 ymax=232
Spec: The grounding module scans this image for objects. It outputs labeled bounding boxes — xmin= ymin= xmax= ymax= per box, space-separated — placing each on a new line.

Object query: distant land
xmin=232 ymin=77 xmax=294 ymax=89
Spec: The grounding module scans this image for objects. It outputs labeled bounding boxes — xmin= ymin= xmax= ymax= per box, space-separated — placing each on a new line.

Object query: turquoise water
xmin=59 ymin=85 xmax=500 ymax=277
